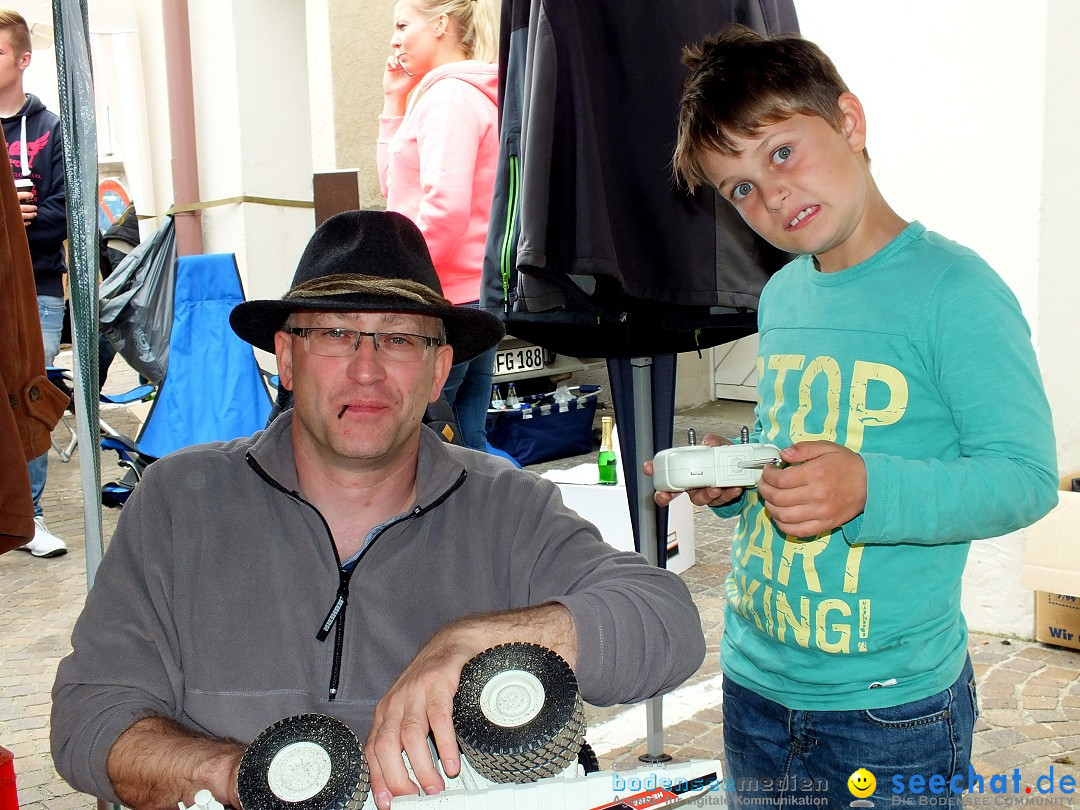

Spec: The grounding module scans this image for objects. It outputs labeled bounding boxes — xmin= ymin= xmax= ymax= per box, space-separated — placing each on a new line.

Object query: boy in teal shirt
xmin=659 ymin=23 xmax=1058 ymax=806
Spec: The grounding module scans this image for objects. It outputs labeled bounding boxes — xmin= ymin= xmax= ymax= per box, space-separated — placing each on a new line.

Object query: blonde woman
xmin=378 ymin=0 xmax=500 ymax=451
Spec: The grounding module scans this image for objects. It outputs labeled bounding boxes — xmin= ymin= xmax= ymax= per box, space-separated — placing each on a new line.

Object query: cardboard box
xmin=1022 ymin=488 xmax=1080 ymax=650
xmin=1021 ymin=491 xmax=1080 ymax=595
xmin=664 ymin=491 xmax=696 ymax=574
xmin=1057 ymin=471 xmax=1080 ymax=492
xmin=1034 ymin=592 xmax=1080 ymax=650
xmin=541 ymin=464 xmax=696 ymax=575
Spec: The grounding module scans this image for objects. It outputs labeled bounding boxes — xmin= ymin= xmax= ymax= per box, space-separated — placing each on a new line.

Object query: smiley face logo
xmin=848 ymin=768 xmax=876 ymax=798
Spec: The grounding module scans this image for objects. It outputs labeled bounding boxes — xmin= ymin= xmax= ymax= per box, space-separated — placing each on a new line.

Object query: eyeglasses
xmin=283 ymin=327 xmax=445 ymax=361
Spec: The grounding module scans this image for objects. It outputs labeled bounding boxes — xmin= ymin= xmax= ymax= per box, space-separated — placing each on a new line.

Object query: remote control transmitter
xmin=652 ymin=443 xmax=781 ymax=492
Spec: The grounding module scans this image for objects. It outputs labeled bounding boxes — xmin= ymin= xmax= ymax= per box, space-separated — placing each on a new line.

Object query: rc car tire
xmin=236 ymin=713 xmax=369 ymax=810
xmin=578 ymin=741 xmax=600 ymax=774
xmin=453 ymin=642 xmax=586 ymax=784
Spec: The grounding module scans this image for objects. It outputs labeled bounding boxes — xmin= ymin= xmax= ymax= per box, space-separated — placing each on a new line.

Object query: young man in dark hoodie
xmin=0 ymin=9 xmax=68 ymax=558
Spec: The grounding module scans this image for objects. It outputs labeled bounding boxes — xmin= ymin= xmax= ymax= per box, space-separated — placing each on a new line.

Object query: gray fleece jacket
xmin=51 ymin=412 xmax=705 ymax=803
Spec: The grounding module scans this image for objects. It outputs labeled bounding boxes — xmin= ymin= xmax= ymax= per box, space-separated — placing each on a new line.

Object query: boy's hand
xmin=756 ymin=441 xmax=866 ymax=537
xmin=644 ymin=433 xmax=745 ymax=508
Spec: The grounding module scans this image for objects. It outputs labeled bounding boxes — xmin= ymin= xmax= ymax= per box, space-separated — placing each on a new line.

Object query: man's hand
xmin=644 ymin=433 xmax=745 ymax=509
xmin=365 ymin=603 xmax=576 ymax=809
xmin=756 ymin=441 xmax=867 ymax=537
xmin=366 ymin=628 xmax=470 ymax=807
xmin=17 ymin=190 xmax=36 ymax=226
xmin=106 ymin=716 xmax=245 ymax=810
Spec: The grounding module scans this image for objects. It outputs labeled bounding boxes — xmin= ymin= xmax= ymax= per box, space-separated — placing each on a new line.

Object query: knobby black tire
xmin=236 ymin=713 xmax=370 ymax=810
xmin=578 ymin=740 xmax=600 ymax=774
xmin=453 ymin=642 xmax=586 ymax=784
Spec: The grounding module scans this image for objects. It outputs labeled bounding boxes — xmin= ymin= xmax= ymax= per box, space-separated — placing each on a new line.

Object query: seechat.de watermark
xmin=840 ymin=765 xmax=1074 ymax=808
xmin=889 ymin=765 xmax=1075 ymax=799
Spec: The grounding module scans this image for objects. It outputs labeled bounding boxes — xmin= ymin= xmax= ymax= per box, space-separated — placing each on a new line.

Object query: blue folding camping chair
xmin=100 ymin=253 xmax=272 ymax=506
xmin=46 ymin=366 xmax=156 ymax=463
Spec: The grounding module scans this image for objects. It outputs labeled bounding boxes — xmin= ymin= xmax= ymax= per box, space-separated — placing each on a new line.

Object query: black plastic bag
xmin=99 ymin=216 xmax=176 ymax=383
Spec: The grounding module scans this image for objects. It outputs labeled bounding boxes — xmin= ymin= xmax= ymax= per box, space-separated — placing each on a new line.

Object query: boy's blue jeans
xmin=722 ymin=655 xmax=977 ymax=807
xmin=442 ymin=344 xmax=497 ymax=451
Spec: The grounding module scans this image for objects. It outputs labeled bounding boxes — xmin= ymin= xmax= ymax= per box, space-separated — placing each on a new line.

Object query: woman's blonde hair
xmin=414 ymin=0 xmax=500 ymax=63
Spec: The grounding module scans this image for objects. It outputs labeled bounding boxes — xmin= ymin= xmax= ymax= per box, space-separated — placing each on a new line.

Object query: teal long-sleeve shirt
xmin=714 ymin=222 xmax=1057 ymax=710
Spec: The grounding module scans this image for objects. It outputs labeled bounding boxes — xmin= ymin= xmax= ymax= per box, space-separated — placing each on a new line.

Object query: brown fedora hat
xmin=230 ymin=210 xmax=504 ymax=362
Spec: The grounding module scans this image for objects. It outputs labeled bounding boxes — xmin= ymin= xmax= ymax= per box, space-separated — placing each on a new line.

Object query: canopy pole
xmin=631 ymin=356 xmax=672 ymax=764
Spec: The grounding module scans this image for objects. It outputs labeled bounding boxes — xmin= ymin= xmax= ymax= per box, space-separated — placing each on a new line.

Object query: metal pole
xmin=52 ymin=0 xmax=105 ymax=587
xmin=630 ymin=356 xmax=672 ymax=764
xmin=631 ymin=357 xmax=657 ymax=566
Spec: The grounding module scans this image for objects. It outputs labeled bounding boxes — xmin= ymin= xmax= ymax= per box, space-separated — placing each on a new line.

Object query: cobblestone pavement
xmin=1 ymin=361 xmax=1078 ymax=808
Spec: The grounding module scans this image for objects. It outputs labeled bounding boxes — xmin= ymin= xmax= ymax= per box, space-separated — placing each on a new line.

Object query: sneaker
xmin=20 ymin=516 xmax=68 ymax=558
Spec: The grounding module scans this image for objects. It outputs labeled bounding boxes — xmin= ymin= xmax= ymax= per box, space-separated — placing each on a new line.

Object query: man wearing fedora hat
xmin=51 ymin=210 xmax=706 ymax=810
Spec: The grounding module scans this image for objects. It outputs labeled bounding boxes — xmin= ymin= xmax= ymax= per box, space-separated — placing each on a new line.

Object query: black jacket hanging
xmin=481 ymin=0 xmax=799 ymax=358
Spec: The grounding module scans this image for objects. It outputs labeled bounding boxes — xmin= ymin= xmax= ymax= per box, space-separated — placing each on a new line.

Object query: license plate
xmin=493 ymin=344 xmax=545 ymax=376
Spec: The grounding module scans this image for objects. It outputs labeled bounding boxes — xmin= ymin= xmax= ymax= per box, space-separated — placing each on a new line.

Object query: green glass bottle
xmin=597 ymin=416 xmax=618 ymax=485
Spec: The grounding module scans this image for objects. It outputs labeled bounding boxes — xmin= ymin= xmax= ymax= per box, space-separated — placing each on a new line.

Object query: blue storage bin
xmin=486 ymin=389 xmax=599 ymax=466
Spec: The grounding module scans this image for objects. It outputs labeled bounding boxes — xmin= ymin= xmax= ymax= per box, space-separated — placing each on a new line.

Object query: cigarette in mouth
xmin=338 ymin=405 xmax=348 ymax=419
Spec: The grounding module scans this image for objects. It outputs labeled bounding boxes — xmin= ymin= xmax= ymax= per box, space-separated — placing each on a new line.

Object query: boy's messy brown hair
xmin=674 ymin=23 xmax=853 ymax=190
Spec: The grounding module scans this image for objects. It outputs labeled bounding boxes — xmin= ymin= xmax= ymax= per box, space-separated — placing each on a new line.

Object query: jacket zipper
xmin=248 ymin=454 xmax=468 ymax=702
xmin=499 ymin=154 xmax=520 ymax=313
xmin=318 ymin=573 xmax=350 ymax=700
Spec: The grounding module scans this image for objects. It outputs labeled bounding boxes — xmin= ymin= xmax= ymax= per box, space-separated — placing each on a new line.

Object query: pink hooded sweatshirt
xmin=378 ymin=60 xmax=499 ymax=305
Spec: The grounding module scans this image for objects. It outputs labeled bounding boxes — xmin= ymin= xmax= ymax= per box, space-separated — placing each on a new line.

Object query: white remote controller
xmin=652 ymin=442 xmax=781 ymax=492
